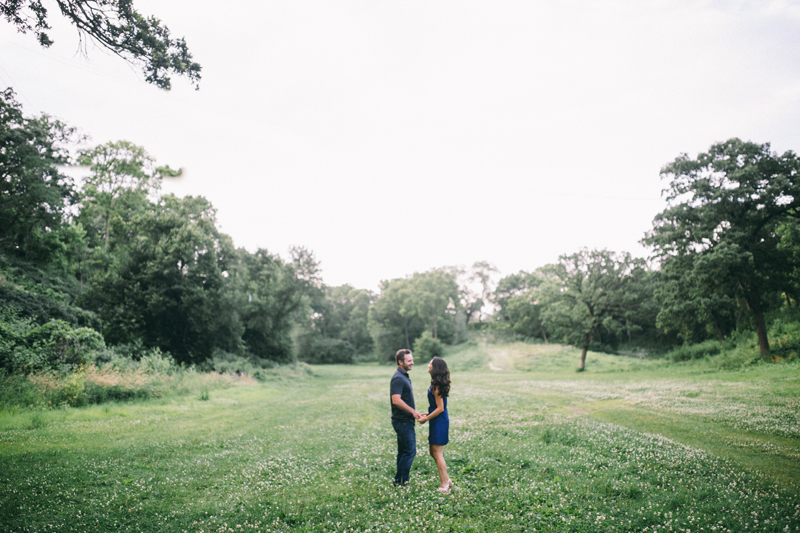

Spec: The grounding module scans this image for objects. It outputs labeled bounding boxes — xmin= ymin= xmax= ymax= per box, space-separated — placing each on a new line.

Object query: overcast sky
xmin=3 ymin=1 xmax=800 ymax=291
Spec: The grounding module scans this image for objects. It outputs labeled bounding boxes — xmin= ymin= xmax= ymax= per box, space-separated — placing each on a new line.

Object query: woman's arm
xmin=418 ymin=389 xmax=444 ymax=423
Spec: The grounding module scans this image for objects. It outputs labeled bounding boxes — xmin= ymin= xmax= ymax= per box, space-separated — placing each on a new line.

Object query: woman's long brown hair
xmin=429 ymin=356 xmax=450 ymax=397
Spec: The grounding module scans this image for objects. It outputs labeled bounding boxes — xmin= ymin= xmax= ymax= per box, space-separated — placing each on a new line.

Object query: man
xmin=390 ymin=349 xmax=422 ymax=486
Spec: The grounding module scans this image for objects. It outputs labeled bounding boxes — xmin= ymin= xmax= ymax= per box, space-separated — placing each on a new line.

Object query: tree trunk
xmin=711 ymin=314 xmax=723 ymax=343
xmin=464 ymin=309 xmax=473 ymax=325
xmin=542 ymin=328 xmax=548 ymax=344
xmin=748 ymin=295 xmax=770 ymax=357
xmin=578 ymin=329 xmax=593 ymax=371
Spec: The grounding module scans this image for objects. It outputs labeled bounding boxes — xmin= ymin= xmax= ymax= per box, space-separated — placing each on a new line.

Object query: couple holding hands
xmin=390 ymin=349 xmax=454 ymax=494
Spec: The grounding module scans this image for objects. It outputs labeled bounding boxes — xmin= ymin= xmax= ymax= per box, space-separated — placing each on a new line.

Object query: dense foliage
xmin=368 ymin=269 xmax=464 ymax=362
xmin=1 ymin=0 xmax=201 ymax=89
xmin=491 ymin=140 xmax=800 ymax=369
xmin=645 ymin=139 xmax=800 ymax=357
xmin=2 ymin=86 xmax=799 ymax=377
xmin=0 ymin=90 xmax=328 ymax=373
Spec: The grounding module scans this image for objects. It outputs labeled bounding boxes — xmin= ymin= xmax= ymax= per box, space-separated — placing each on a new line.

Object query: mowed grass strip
xmin=0 ymin=345 xmax=798 ymax=532
xmin=470 ymin=340 xmax=800 ymax=490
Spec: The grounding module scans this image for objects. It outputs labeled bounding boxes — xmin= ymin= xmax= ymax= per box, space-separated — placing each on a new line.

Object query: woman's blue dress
xmin=427 ymin=386 xmax=449 ymax=445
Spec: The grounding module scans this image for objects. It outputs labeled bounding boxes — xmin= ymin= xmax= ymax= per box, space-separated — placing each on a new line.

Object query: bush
xmin=0 ymin=280 xmax=100 ymax=329
xmin=413 ymin=331 xmax=444 ymax=363
xmin=297 ymin=337 xmax=355 ymax=365
xmin=0 ymin=311 xmax=106 ymax=374
xmin=204 ymin=349 xmax=278 ymax=375
xmin=138 ymin=348 xmax=177 ymax=375
xmin=768 ymin=317 xmax=800 ymax=361
xmin=665 ymin=339 xmax=724 ymax=362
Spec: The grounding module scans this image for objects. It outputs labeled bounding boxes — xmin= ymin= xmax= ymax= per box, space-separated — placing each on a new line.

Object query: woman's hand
xmin=417 ymin=416 xmax=428 ymax=424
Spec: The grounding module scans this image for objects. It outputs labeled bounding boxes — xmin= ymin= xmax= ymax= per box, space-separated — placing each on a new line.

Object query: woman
xmin=418 ymin=356 xmax=454 ymax=494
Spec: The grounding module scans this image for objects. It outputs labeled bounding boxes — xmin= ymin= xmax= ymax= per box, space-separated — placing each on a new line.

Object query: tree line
xmin=2 ymin=88 xmax=799 ymax=374
xmin=493 ymin=139 xmax=800 ymax=367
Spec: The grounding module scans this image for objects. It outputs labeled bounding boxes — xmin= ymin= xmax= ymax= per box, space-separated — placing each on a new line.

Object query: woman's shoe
xmin=437 ymin=485 xmax=451 ymax=494
xmin=447 ymin=479 xmax=457 ymax=490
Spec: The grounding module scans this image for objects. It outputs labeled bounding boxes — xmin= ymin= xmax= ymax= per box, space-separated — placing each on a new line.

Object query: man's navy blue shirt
xmin=390 ymin=367 xmax=415 ymax=421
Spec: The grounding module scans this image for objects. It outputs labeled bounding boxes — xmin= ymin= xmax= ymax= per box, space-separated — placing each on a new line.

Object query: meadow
xmin=1 ymin=341 xmax=799 ymax=532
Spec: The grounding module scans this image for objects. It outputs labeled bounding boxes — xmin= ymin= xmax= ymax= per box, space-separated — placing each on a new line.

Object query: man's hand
xmin=412 ymin=411 xmax=423 ymax=420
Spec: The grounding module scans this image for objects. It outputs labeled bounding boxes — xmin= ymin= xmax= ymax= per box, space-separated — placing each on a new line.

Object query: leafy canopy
xmin=2 ymin=0 xmax=201 ymax=89
xmin=645 ymin=138 xmax=800 ymax=356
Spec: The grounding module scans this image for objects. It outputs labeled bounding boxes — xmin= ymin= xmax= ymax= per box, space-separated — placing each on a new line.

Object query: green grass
xmin=1 ymin=343 xmax=799 ymax=532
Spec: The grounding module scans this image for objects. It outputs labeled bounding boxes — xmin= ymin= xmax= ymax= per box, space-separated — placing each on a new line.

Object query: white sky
xmin=3 ymin=1 xmax=800 ymax=291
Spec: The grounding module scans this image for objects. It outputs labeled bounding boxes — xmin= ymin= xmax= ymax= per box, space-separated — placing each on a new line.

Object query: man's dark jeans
xmin=392 ymin=418 xmax=416 ymax=485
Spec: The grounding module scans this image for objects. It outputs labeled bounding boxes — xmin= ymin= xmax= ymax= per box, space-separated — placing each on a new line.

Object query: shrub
xmin=26 ymin=321 xmax=105 ymax=372
xmin=666 ymin=339 xmax=724 ymax=362
xmin=58 ymin=371 xmax=87 ymax=407
xmin=1 ymin=311 xmax=106 ymax=374
xmin=767 ymin=318 xmax=800 ymax=361
xmin=298 ymin=337 xmax=355 ymax=365
xmin=413 ymin=331 xmax=444 ymax=363
xmin=204 ymin=349 xmax=278 ymax=376
xmin=138 ymin=348 xmax=177 ymax=375
xmin=0 ymin=281 xmax=100 ymax=329
xmin=0 ymin=371 xmax=43 ymax=409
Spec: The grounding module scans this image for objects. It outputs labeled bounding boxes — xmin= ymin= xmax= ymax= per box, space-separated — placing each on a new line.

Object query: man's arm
xmin=391 ymin=394 xmax=422 ymax=419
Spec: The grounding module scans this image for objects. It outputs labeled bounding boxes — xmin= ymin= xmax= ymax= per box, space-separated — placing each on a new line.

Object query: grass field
xmin=1 ymin=340 xmax=799 ymax=532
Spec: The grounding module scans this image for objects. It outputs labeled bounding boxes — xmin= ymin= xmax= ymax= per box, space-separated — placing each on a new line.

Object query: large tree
xmin=310 ymin=284 xmax=374 ymax=351
xmin=453 ymin=261 xmax=499 ymax=324
xmin=541 ymin=249 xmax=646 ymax=370
xmin=77 ymin=140 xmax=179 ymax=249
xmin=225 ymin=247 xmax=309 ymax=364
xmin=654 ymin=253 xmax=739 ymax=343
xmin=408 ymin=269 xmax=459 ymax=340
xmin=645 ymin=139 xmax=800 ymax=357
xmin=2 ymin=0 xmax=200 ymax=89
xmin=368 ymin=277 xmax=421 ymax=359
xmin=0 ymin=88 xmax=77 ymax=265
xmin=81 ymin=194 xmax=232 ymax=364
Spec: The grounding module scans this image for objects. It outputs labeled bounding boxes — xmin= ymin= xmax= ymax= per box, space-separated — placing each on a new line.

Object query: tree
xmin=622 ymin=265 xmax=672 ymax=350
xmin=369 ymin=277 xmax=422 ymax=360
xmin=81 ymin=194 xmax=232 ymax=364
xmin=645 ymin=139 xmax=800 ymax=357
xmin=491 ymin=270 xmax=553 ymax=339
xmin=0 ymin=88 xmax=78 ymax=265
xmin=493 ymin=271 xmax=539 ymax=319
xmin=654 ymin=253 xmax=739 ymax=343
xmin=408 ymin=269 xmax=459 ymax=340
xmin=454 ymin=261 xmax=498 ymax=324
xmin=310 ymin=284 xmax=374 ymax=352
xmin=226 ymin=247 xmax=308 ymax=364
xmin=468 ymin=261 xmax=498 ymax=323
xmin=777 ymin=217 xmax=800 ymax=305
xmin=77 ymin=140 xmax=179 ymax=248
xmin=369 ymin=269 xmax=462 ymax=362
xmin=2 ymin=0 xmax=201 ymax=89
xmin=294 ymin=283 xmax=375 ymax=364
xmin=541 ymin=249 xmax=645 ymax=370
xmin=505 ymin=276 xmax=552 ymax=341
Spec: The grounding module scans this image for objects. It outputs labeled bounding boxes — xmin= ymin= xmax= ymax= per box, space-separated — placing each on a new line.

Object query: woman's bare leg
xmin=429 ymin=444 xmax=448 ymax=488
